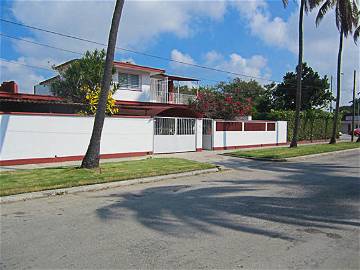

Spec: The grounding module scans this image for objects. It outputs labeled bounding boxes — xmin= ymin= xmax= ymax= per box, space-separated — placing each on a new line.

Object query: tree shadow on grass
xmin=95 ymin=158 xmax=360 ymax=241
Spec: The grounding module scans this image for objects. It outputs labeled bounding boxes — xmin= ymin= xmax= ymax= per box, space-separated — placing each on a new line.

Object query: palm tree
xmin=81 ymin=0 xmax=125 ymax=168
xmin=315 ymin=0 xmax=359 ymax=144
xmin=283 ymin=0 xmax=320 ymax=147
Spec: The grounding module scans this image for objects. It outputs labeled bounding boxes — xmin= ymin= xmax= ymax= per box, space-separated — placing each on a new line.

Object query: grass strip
xmin=226 ymin=142 xmax=359 ymax=161
xmin=0 ymin=158 xmax=215 ymax=196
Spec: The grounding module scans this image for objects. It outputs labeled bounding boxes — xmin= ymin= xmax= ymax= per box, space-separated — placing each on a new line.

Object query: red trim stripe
xmin=213 ymin=143 xmax=287 ymax=150
xmin=0 ymin=151 xmax=152 ymax=166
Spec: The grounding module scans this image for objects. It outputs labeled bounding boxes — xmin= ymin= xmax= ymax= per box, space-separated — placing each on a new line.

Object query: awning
xmin=164 ymin=74 xmax=199 ymax=82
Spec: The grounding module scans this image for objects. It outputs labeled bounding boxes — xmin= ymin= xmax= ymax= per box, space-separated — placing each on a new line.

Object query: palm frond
xmin=316 ymin=0 xmax=334 ymax=26
xmin=354 ymin=25 xmax=360 ymax=43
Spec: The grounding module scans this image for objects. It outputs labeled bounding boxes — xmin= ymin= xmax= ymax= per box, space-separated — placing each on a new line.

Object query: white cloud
xmin=10 ymin=0 xmax=227 ymax=51
xmin=170 ymin=49 xmax=196 ymax=69
xmin=233 ymin=0 xmax=290 ymax=49
xmin=172 ymin=49 xmax=271 ymax=83
xmin=0 ymin=58 xmax=45 ymax=93
xmin=211 ymin=52 xmax=271 ymax=81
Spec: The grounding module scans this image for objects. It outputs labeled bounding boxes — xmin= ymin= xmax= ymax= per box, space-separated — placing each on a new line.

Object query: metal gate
xmin=153 ymin=117 xmax=196 ymax=153
xmin=202 ymin=119 xmax=213 ymax=150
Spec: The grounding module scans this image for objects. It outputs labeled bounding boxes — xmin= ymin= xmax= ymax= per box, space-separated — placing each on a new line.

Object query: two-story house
xmin=30 ymin=60 xmax=199 ymax=118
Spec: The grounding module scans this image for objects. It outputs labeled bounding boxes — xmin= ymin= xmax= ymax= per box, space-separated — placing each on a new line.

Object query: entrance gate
xmin=202 ymin=119 xmax=213 ymax=150
xmin=153 ymin=117 xmax=196 ymax=153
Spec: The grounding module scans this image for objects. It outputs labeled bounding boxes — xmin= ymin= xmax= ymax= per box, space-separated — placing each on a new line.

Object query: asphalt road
xmin=1 ymin=150 xmax=359 ymax=269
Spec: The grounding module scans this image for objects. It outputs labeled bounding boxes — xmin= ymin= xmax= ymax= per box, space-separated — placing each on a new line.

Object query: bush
xmin=260 ymin=109 xmax=341 ymax=142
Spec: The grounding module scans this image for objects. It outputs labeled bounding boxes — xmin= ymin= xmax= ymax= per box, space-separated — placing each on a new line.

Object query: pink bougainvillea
xmin=189 ymin=90 xmax=252 ymax=120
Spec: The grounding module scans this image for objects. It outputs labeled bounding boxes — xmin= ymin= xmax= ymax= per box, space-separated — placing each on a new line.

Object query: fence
xmin=212 ymin=120 xmax=287 ymax=150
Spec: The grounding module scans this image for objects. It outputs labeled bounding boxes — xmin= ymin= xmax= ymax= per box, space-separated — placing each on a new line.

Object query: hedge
xmin=258 ymin=110 xmax=342 ymax=142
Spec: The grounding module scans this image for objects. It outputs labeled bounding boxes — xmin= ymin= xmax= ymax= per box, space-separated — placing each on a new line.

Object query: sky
xmin=0 ymin=0 xmax=359 ymax=105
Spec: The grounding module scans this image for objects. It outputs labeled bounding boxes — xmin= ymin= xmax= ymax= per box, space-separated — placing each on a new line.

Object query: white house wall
xmin=112 ymin=71 xmax=152 ymax=102
xmin=0 ymin=114 xmax=153 ymax=162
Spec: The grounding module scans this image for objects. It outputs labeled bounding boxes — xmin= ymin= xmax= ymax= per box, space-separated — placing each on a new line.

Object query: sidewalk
xmin=0 ymin=139 xmax=347 ymax=171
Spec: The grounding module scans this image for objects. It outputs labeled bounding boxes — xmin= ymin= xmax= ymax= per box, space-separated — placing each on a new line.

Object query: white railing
xmin=151 ymin=91 xmax=196 ymax=105
xmin=150 ymin=78 xmax=196 ymax=104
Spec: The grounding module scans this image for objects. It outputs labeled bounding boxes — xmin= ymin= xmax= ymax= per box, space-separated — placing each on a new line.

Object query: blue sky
xmin=1 ymin=0 xmax=359 ymax=104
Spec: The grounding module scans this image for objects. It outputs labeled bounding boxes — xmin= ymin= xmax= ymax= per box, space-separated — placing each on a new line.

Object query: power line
xmin=0 ymin=33 xmax=83 ymax=55
xmin=0 ymin=18 xmax=277 ymax=83
xmin=0 ymin=18 xmax=333 ymax=90
xmin=0 ymin=58 xmax=54 ymax=72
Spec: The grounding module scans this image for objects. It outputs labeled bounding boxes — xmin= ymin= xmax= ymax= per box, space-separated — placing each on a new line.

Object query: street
xmin=1 ymin=150 xmax=359 ymax=269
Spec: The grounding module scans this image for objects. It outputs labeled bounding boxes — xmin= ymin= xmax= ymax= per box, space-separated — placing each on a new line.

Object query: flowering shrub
xmin=80 ymin=84 xmax=119 ymax=115
xmin=190 ymin=89 xmax=252 ymax=120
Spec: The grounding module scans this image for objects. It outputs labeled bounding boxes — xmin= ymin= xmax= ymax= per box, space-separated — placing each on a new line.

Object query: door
xmin=153 ymin=117 xmax=196 ymax=153
xmin=202 ymin=119 xmax=213 ymax=150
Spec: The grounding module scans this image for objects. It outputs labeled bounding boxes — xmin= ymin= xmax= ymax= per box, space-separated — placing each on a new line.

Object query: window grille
xmin=177 ymin=118 xmax=195 ymax=135
xmin=154 ymin=118 xmax=176 ymax=135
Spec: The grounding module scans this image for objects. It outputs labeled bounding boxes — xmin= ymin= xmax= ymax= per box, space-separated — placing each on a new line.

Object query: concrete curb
xmin=286 ymin=148 xmax=360 ymax=161
xmin=0 ymin=167 xmax=220 ymax=204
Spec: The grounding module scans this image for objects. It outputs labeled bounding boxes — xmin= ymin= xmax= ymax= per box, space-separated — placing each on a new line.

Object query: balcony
xmin=150 ymin=77 xmax=197 ymax=105
xmin=151 ymin=91 xmax=196 ymax=105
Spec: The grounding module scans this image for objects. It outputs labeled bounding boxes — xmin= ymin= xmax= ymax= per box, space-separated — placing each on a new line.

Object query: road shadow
xmin=95 ymin=158 xmax=360 ymax=241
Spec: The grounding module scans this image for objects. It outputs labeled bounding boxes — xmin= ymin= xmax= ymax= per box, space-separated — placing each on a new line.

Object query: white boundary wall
xmin=0 ymin=114 xmax=153 ymax=161
xmin=0 ymin=114 xmax=288 ymax=164
xmin=213 ymin=121 xmax=287 ymax=149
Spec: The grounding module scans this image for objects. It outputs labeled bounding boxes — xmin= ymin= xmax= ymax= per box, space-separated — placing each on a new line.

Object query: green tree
xmin=81 ymin=0 xmax=125 ymax=169
xmin=254 ymin=82 xmax=276 ymax=117
xmin=51 ymin=49 xmax=108 ymax=103
xmin=51 ymin=49 xmax=118 ymax=115
xmin=273 ymin=63 xmax=332 ymax=110
xmin=316 ymin=0 xmax=359 ymax=144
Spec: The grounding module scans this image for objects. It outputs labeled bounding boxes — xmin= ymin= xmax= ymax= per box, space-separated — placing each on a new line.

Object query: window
xmin=177 ymin=118 xmax=195 ymax=135
xmin=155 ymin=118 xmax=176 ymax=135
xmin=118 ymin=72 xmax=140 ymax=89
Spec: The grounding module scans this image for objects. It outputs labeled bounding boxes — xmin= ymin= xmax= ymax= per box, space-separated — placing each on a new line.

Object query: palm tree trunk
xmin=330 ymin=30 xmax=343 ymax=144
xmin=81 ymin=0 xmax=125 ymax=168
xmin=290 ymin=0 xmax=305 ymax=148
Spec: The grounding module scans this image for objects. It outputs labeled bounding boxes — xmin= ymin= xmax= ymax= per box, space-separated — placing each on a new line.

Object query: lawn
xmin=0 ymin=158 xmax=215 ymax=196
xmin=226 ymin=142 xmax=360 ymax=161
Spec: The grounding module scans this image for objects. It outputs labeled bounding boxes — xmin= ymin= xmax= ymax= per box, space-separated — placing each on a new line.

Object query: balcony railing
xmin=151 ymin=91 xmax=196 ymax=105
xmin=150 ymin=78 xmax=196 ymax=104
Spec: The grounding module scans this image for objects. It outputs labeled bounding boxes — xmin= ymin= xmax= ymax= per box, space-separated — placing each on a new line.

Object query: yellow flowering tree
xmin=81 ymin=84 xmax=119 ymax=115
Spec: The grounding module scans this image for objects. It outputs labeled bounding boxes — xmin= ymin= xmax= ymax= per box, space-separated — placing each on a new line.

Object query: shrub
xmin=81 ymin=84 xmax=119 ymax=115
xmin=263 ymin=109 xmax=341 ymax=141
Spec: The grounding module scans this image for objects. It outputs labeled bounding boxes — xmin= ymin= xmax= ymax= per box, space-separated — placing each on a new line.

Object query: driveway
xmin=1 ymin=150 xmax=359 ymax=269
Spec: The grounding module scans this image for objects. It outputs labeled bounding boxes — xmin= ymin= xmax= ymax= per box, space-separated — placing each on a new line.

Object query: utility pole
xmin=330 ymin=75 xmax=333 ymax=112
xmin=351 ymin=70 xmax=356 ymax=142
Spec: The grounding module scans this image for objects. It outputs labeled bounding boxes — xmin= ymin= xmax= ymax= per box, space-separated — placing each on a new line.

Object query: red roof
xmin=0 ymin=92 xmax=63 ymax=102
xmin=113 ymin=61 xmax=165 ymax=73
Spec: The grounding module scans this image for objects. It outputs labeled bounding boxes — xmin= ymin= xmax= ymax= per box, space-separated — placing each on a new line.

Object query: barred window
xmin=154 ymin=118 xmax=176 ymax=135
xmin=177 ymin=118 xmax=195 ymax=135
